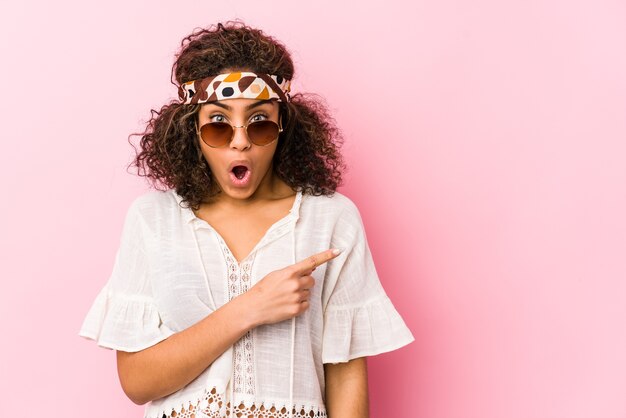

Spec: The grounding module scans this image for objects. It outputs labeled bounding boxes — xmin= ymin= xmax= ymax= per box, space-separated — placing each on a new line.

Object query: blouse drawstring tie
xmin=230 ymin=371 xmax=234 ymax=417
xmin=191 ymin=226 xmax=217 ymax=312
xmin=289 ymin=225 xmax=296 ymax=418
xmin=191 ymin=224 xmax=236 ymax=416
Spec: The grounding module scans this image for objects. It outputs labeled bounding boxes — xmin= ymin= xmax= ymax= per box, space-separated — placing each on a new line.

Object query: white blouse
xmin=78 ymin=188 xmax=414 ymax=418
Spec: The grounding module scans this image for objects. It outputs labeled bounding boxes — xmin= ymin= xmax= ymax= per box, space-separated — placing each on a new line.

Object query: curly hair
xmin=127 ymin=20 xmax=346 ymax=211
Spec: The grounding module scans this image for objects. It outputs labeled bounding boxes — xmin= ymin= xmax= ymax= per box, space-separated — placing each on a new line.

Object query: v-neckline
xmin=189 ymin=190 xmax=303 ymax=266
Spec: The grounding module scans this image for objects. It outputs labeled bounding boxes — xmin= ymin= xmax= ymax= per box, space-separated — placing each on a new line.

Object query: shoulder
xmin=120 ymin=190 xmax=182 ymax=243
xmin=301 ymin=190 xmax=364 ymax=225
xmin=124 ymin=189 xmax=180 ymax=227
xmin=303 ymin=190 xmax=357 ymax=212
xmin=128 ymin=189 xmax=178 ymax=214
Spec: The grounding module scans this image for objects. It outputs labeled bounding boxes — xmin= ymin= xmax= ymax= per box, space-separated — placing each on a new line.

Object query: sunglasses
xmin=196 ymin=117 xmax=283 ymax=148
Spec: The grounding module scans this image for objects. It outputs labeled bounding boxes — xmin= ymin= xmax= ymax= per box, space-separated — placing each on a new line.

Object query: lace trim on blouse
xmin=221 ymin=236 xmax=257 ymax=396
xmin=159 ymin=387 xmax=328 ymax=418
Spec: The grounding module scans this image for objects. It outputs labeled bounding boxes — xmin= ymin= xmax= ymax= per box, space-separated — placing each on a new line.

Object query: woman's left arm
xmin=324 ymin=357 xmax=369 ymax=418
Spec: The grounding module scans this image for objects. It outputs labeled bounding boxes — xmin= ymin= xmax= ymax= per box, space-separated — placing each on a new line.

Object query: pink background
xmin=1 ymin=0 xmax=625 ymax=417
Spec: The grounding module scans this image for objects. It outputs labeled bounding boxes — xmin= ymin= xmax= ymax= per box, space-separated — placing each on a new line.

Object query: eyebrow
xmin=207 ymin=99 xmax=275 ymax=111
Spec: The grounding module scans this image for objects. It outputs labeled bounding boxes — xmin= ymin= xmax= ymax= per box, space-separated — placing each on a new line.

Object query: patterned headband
xmin=178 ymin=71 xmax=292 ymax=105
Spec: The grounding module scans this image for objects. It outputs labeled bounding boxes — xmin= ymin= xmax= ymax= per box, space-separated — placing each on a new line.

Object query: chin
xmin=221 ymin=182 xmax=258 ymax=199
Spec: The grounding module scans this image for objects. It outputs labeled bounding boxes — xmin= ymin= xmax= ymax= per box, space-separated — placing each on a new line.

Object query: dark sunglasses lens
xmin=248 ymin=121 xmax=279 ymax=145
xmin=200 ymin=122 xmax=232 ymax=147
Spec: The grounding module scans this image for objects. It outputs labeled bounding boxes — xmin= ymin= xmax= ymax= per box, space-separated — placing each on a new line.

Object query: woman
xmin=79 ymin=21 xmax=414 ymax=418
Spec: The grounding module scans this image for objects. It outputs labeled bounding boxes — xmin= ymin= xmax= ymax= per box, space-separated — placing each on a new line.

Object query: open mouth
xmin=232 ymin=165 xmax=249 ymax=180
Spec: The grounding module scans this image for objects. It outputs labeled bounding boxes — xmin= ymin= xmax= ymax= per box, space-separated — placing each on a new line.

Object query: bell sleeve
xmin=321 ymin=200 xmax=415 ymax=364
xmin=78 ymin=197 xmax=175 ymax=352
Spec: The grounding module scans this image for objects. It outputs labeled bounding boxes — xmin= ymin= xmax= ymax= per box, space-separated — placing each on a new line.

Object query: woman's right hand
xmin=240 ymin=248 xmax=342 ymax=326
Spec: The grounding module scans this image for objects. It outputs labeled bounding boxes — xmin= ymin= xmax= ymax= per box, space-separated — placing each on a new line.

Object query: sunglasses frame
xmin=195 ymin=116 xmax=284 ymax=148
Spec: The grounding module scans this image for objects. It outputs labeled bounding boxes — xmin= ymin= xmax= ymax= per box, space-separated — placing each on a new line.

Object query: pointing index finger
xmin=294 ymin=248 xmax=343 ymax=274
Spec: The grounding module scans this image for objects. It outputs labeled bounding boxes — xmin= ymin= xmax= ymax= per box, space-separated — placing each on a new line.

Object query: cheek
xmin=256 ymin=146 xmax=278 ymax=167
xmin=201 ymin=151 xmax=226 ymax=173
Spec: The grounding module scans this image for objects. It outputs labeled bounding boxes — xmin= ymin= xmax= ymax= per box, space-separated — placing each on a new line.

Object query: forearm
xmin=324 ymin=357 xmax=369 ymax=418
xmin=117 ymin=293 xmax=259 ymax=404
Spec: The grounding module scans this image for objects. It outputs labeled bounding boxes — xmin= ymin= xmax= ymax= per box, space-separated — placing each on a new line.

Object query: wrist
xmin=230 ymin=292 xmax=262 ymax=331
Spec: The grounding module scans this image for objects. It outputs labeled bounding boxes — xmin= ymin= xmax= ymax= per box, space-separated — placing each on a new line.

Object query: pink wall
xmin=1 ymin=0 xmax=625 ymax=417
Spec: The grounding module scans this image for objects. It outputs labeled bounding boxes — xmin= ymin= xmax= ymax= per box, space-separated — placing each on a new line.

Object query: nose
xmin=229 ymin=124 xmax=251 ymax=151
